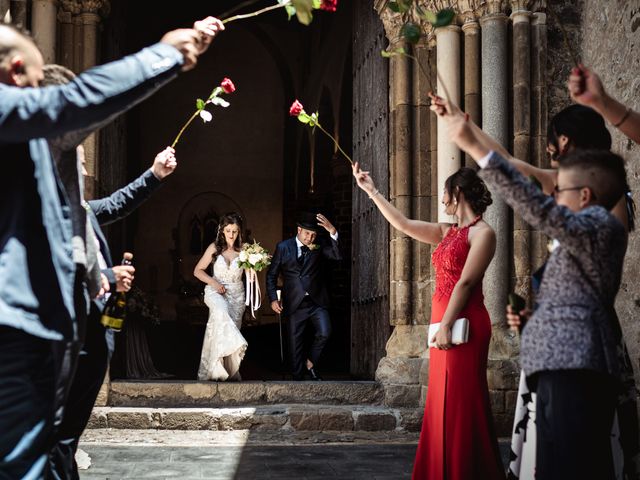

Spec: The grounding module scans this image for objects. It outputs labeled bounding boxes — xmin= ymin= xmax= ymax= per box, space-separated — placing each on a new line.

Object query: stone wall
xmin=580 ymin=0 xmax=640 ymax=386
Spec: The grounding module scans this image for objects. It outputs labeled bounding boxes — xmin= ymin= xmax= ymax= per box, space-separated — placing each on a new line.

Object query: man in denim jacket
xmin=0 ymin=19 xmax=222 ymax=478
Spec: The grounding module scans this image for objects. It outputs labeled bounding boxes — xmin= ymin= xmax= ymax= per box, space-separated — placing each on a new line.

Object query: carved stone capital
xmin=79 ymin=0 xmax=110 ymax=17
xmin=479 ymin=0 xmax=506 ymax=16
xmin=510 ymin=0 xmax=532 ymax=11
xmin=377 ymin=6 xmax=407 ymax=44
xmin=530 ymin=0 xmax=546 ymax=13
xmin=60 ymin=0 xmax=81 ymax=15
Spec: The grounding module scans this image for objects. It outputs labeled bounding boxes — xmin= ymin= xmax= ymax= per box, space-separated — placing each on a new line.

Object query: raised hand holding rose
xmin=151 ymin=147 xmax=177 ymax=180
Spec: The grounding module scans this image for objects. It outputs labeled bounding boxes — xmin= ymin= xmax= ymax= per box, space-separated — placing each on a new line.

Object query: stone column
xmin=374 ymin=8 xmax=430 ymax=409
xmin=9 ymin=0 xmax=27 ymax=27
xmin=511 ymin=2 xmax=532 ymax=300
xmin=32 ymin=0 xmax=58 ymax=63
xmin=57 ymin=5 xmax=75 ymax=68
xmin=0 ymin=1 xmax=10 ymax=23
xmin=461 ymin=9 xmax=481 ymax=167
xmin=435 ymin=24 xmax=461 ymax=222
xmin=77 ymin=0 xmax=108 ymax=199
xmin=388 ymin=34 xmax=413 ymax=326
xmin=531 ymin=9 xmax=549 ymax=271
xmin=480 ymin=2 xmax=512 ymax=358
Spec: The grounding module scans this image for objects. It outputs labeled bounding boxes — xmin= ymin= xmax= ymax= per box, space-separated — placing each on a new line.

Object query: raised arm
xmin=352 ymin=162 xmax=449 ymax=245
xmin=466 ymin=119 xmax=557 ymax=194
xmin=430 ymin=96 xmax=604 ymax=256
xmin=432 ymin=226 xmax=496 ymax=349
xmin=568 ymin=66 xmax=640 ymax=144
xmin=0 ymin=43 xmax=183 ymax=143
xmin=0 ymin=18 xmax=224 ymax=144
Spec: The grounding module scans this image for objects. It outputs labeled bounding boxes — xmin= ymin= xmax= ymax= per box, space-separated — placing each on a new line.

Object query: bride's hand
xmin=352 ymin=162 xmax=376 ymax=195
xmin=211 ymin=280 xmax=226 ymax=295
xmin=432 ymin=324 xmax=453 ymax=350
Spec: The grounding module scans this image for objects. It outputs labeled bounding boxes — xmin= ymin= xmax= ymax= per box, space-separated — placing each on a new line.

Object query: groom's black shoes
xmin=306 ymin=367 xmax=323 ymax=381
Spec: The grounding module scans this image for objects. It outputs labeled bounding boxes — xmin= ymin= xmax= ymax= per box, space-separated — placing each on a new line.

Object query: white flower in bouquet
xmin=238 ymin=241 xmax=272 ymax=272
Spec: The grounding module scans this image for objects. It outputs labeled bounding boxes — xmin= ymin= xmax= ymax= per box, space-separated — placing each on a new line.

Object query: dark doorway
xmin=100 ymin=0 xmax=357 ymax=380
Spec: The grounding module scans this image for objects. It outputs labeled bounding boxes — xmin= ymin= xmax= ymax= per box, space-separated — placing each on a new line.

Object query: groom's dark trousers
xmin=267 ymin=236 xmax=341 ymax=378
xmin=287 ymin=297 xmax=332 ymax=378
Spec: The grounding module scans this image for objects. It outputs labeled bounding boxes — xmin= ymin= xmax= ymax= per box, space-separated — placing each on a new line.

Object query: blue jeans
xmin=0 ymin=327 xmax=56 ymax=480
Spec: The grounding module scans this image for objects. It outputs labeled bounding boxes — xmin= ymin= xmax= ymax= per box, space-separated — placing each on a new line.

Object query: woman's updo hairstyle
xmin=445 ymin=167 xmax=493 ymax=215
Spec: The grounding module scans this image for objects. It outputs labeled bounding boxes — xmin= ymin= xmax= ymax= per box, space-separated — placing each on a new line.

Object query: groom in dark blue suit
xmin=267 ymin=213 xmax=341 ymax=380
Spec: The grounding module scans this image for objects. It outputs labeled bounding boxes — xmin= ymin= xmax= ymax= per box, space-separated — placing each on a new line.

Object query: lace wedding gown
xmin=197 ymin=255 xmax=247 ymax=381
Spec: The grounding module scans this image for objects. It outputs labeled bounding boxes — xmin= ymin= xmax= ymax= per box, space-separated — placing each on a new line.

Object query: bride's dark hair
xmin=445 ymin=167 xmax=493 ymax=215
xmin=213 ymin=213 xmax=243 ymax=258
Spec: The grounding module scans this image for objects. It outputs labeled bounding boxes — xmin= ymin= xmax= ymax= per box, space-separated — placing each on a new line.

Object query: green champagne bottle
xmin=100 ymin=252 xmax=133 ymax=332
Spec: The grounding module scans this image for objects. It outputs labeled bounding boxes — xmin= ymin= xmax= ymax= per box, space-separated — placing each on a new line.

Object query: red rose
xmin=289 ymin=100 xmax=304 ymax=117
xmin=220 ymin=78 xmax=236 ymax=94
xmin=320 ymin=0 xmax=337 ymax=12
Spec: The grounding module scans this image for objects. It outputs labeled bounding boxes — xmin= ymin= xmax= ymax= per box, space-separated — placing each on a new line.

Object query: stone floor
xmin=78 ymin=430 xmax=511 ymax=479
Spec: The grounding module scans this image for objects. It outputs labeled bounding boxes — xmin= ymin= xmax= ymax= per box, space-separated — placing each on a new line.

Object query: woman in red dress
xmin=353 ymin=164 xmax=505 ymax=480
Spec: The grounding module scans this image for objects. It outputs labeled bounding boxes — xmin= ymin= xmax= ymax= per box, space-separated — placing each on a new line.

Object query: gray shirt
xmin=479 ymin=151 xmax=625 ymax=378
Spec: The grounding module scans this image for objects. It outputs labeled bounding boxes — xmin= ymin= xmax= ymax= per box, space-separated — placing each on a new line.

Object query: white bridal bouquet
xmin=237 ymin=241 xmax=272 ymax=318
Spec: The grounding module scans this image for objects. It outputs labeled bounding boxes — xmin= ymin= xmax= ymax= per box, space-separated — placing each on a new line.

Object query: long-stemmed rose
xmin=221 ymin=0 xmax=338 ymax=27
xmin=381 ymin=4 xmax=455 ymax=102
xmin=289 ymin=99 xmax=352 ymax=166
xmin=171 ymin=77 xmax=236 ymax=148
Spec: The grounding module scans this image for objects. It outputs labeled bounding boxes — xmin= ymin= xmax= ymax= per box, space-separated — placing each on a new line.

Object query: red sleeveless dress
xmin=412 ymin=218 xmax=505 ymax=480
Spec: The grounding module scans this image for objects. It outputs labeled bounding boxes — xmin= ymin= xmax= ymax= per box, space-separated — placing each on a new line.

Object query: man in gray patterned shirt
xmin=431 ymin=95 xmax=628 ymax=480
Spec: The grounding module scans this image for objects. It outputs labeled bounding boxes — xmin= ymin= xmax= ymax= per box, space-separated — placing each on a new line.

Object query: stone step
xmin=88 ymin=405 xmax=423 ymax=433
xmin=108 ymin=380 xmax=384 ymax=408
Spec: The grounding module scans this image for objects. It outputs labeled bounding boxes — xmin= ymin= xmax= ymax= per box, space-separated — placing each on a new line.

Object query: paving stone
xmin=382 ymin=384 xmax=422 ymax=407
xmin=398 ymin=408 xmax=424 ymax=432
xmin=217 ymin=382 xmax=267 ymax=405
xmin=289 ymin=407 xmax=320 ymax=430
xmin=158 ymin=408 xmax=216 ymax=430
xmin=107 ymin=408 xmax=160 ymax=429
xmin=353 ymin=410 xmax=398 ymax=431
xmin=109 ymin=381 xmax=383 ymax=408
xmin=375 ymin=357 xmax=423 ymax=385
xmin=87 ymin=409 xmax=108 ymax=429
xmin=317 ymin=407 xmax=354 ymax=431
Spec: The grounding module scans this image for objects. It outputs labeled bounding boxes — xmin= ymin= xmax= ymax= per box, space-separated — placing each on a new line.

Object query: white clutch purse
xmin=428 ymin=318 xmax=469 ymax=348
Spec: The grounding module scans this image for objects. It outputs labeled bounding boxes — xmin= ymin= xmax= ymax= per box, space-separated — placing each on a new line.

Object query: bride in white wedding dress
xmin=193 ymin=213 xmax=247 ymax=381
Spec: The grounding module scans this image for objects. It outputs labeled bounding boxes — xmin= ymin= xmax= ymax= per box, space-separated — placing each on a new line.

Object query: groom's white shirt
xmin=295 ymin=232 xmax=338 ymax=297
xmin=295 ymin=232 xmax=339 ymax=257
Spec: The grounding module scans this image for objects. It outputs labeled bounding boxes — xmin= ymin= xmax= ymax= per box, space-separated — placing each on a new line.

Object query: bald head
xmin=0 ymin=23 xmax=44 ymax=87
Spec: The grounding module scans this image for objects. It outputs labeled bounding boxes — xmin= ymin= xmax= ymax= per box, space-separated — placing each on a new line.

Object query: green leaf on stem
xmin=420 ymin=10 xmax=437 ymax=24
xmin=291 ymin=0 xmax=314 ymax=25
xmin=196 ymin=99 xmax=205 ymax=110
xmin=397 ymin=0 xmax=413 ymax=13
xmin=209 ymin=87 xmax=223 ymax=99
xmin=400 ymin=22 xmax=422 ymax=44
xmin=380 ymin=47 xmax=406 ymax=58
xmin=312 ymin=0 xmax=322 ymax=8
xmin=387 ymin=2 xmax=400 ymax=12
xmin=432 ymin=8 xmax=455 ymax=28
xmin=285 ymin=4 xmax=296 ymax=19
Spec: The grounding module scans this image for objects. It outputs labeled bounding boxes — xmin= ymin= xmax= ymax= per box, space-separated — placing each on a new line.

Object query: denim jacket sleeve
xmin=479 ymin=151 xmax=609 ymax=259
xmin=0 ymin=43 xmax=183 ymax=143
xmin=87 ymin=169 xmax=162 ymax=226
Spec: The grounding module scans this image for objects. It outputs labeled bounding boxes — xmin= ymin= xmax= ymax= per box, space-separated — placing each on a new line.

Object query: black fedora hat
xmin=296 ymin=212 xmax=319 ymax=232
